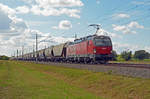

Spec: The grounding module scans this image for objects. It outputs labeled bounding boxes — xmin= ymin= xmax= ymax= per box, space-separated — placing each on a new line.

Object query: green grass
xmin=115 ymin=55 xmax=150 ymax=64
xmin=1 ymin=61 xmax=150 ymax=99
xmin=0 ymin=61 xmax=101 ymax=99
xmin=110 ymin=59 xmax=150 ymax=64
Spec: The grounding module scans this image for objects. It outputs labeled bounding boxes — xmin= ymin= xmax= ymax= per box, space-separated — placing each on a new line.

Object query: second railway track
xmin=37 ymin=61 xmax=150 ymax=69
xmin=105 ymin=63 xmax=150 ymax=69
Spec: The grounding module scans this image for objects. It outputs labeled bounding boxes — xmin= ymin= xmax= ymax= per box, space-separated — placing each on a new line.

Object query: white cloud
xmin=15 ymin=6 xmax=30 ymax=14
xmin=0 ymin=4 xmax=23 ymax=34
xmin=35 ymin=0 xmax=84 ymax=8
xmin=16 ymin=0 xmax=83 ymax=18
xmin=10 ymin=17 xmax=28 ymax=31
xmin=77 ymin=22 xmax=80 ymax=25
xmin=30 ymin=5 xmax=41 ymax=15
xmin=97 ymin=29 xmax=122 ymax=38
xmin=0 ymin=27 xmax=50 ymax=56
xmin=128 ymin=21 xmax=144 ymax=29
xmin=46 ymin=36 xmax=74 ymax=44
xmin=27 ymin=21 xmax=49 ymax=27
xmin=114 ymin=13 xmax=130 ymax=18
xmin=21 ymin=0 xmax=34 ymax=4
xmin=132 ymin=1 xmax=150 ymax=6
xmin=112 ymin=25 xmax=126 ymax=31
xmin=112 ymin=21 xmax=144 ymax=34
xmin=59 ymin=8 xmax=80 ymax=18
xmin=0 ymin=3 xmax=16 ymax=16
xmin=31 ymin=5 xmax=80 ymax=18
xmin=144 ymin=46 xmax=150 ymax=52
xmin=96 ymin=0 xmax=100 ymax=4
xmin=0 ymin=3 xmax=37 ymax=56
xmin=52 ymin=20 xmax=72 ymax=30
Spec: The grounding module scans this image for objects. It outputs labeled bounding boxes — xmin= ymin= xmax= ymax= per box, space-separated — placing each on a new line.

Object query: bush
xmin=112 ymin=50 xmax=117 ymax=61
xmin=0 ymin=55 xmax=9 ymax=60
xmin=134 ymin=50 xmax=149 ymax=60
xmin=121 ymin=51 xmax=132 ymax=61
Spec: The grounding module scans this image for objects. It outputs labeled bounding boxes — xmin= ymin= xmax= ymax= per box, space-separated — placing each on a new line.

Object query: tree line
xmin=0 ymin=55 xmax=9 ymax=60
xmin=112 ymin=50 xmax=150 ymax=61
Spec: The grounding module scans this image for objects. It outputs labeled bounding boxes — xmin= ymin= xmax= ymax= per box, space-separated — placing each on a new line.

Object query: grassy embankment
xmin=0 ymin=60 xmax=150 ymax=99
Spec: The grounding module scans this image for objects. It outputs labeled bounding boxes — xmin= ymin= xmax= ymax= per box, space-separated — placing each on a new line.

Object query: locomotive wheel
xmin=84 ymin=58 xmax=87 ymax=64
xmin=99 ymin=60 xmax=108 ymax=64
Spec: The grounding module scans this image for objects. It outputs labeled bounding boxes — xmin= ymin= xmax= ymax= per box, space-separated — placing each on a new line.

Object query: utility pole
xmin=17 ymin=49 xmax=18 ymax=60
xmin=33 ymin=44 xmax=35 ymax=59
xmin=20 ymin=50 xmax=22 ymax=56
xmin=22 ymin=45 xmax=24 ymax=59
xmin=19 ymin=50 xmax=20 ymax=57
xmin=14 ymin=51 xmax=15 ymax=58
xmin=36 ymin=33 xmax=38 ymax=62
xmin=75 ymin=33 xmax=77 ymax=39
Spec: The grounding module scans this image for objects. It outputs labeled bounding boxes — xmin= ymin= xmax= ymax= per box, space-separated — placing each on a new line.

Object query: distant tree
xmin=121 ymin=51 xmax=132 ymax=61
xmin=111 ymin=50 xmax=117 ymax=61
xmin=134 ymin=50 xmax=149 ymax=60
xmin=0 ymin=55 xmax=9 ymax=60
xmin=148 ymin=53 xmax=150 ymax=59
xmin=117 ymin=55 xmax=124 ymax=61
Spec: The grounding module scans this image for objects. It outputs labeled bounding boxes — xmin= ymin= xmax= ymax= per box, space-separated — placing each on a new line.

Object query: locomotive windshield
xmin=94 ymin=37 xmax=112 ymax=46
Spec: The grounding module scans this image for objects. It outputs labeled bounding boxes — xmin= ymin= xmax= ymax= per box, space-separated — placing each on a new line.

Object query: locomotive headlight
xmin=94 ymin=49 xmax=96 ymax=53
xmin=111 ymin=50 xmax=113 ymax=53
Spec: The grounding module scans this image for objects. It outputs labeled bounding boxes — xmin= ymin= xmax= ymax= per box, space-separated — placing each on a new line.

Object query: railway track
xmin=37 ymin=61 xmax=150 ymax=70
xmin=105 ymin=63 xmax=150 ymax=69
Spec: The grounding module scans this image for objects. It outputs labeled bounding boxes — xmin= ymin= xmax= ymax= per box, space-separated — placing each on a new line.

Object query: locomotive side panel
xmin=76 ymin=41 xmax=88 ymax=57
xmin=66 ymin=44 xmax=76 ymax=58
xmin=80 ymin=41 xmax=88 ymax=55
xmin=87 ymin=40 xmax=94 ymax=55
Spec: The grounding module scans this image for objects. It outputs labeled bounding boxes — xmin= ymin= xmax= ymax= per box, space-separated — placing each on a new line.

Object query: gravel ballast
xmin=38 ymin=62 xmax=150 ymax=79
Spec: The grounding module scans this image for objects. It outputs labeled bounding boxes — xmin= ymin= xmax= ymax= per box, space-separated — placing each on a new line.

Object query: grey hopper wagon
xmin=53 ymin=43 xmax=67 ymax=57
xmin=45 ymin=46 xmax=53 ymax=60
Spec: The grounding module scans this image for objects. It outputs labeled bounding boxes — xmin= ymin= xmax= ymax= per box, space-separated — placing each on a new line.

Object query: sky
xmin=0 ymin=0 xmax=150 ymax=56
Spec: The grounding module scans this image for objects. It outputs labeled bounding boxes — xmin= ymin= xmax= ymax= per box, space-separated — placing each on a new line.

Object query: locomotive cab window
xmin=94 ymin=37 xmax=112 ymax=46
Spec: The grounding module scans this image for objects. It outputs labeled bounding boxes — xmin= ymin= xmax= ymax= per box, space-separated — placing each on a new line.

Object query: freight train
xmin=14 ymin=25 xmax=113 ymax=64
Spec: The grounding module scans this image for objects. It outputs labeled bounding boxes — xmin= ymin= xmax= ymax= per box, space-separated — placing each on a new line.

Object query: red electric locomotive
xmin=66 ymin=24 xmax=113 ymax=63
